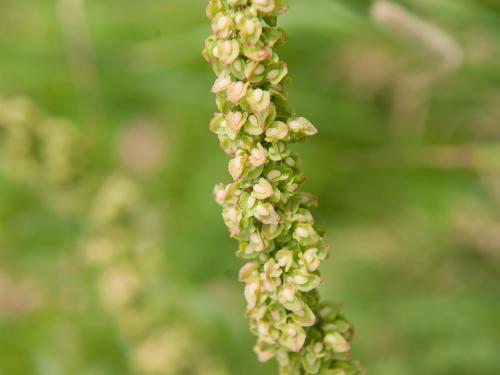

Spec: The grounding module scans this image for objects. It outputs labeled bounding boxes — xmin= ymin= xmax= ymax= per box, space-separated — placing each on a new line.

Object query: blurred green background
xmin=1 ymin=0 xmax=500 ymax=374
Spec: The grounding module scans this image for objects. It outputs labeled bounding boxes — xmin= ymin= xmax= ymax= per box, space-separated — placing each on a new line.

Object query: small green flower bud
xmin=266 ymin=169 xmax=282 ymax=182
xmin=292 ymin=208 xmax=314 ymax=224
xmin=291 ymin=270 xmax=321 ymax=292
xmin=293 ymin=223 xmax=321 ymax=246
xmin=267 ymin=142 xmax=290 ymax=161
xmin=275 ymin=248 xmax=293 ymax=271
xmin=263 ymin=26 xmax=287 ymax=47
xmin=268 ymin=303 xmax=287 ymax=326
xmin=244 ymin=114 xmax=265 ymax=135
xmin=206 ymin=0 xmax=224 ymax=20
xmin=244 ymin=61 xmax=266 ymax=83
xmin=300 ymin=248 xmax=321 ymax=272
xmin=302 ymin=355 xmax=321 ymax=374
xmin=291 ymin=302 xmax=316 ymax=327
xmin=261 ymin=222 xmax=283 ymax=240
xmin=230 ymin=58 xmax=246 ymax=80
xmin=266 ymin=64 xmax=288 ymax=85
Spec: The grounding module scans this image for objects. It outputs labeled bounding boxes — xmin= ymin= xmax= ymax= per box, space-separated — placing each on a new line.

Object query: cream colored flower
xmin=228 ymin=154 xmax=247 ymax=180
xmin=252 ymin=178 xmax=273 ymax=200
xmin=247 ymin=88 xmax=271 ymax=113
xmin=252 ymin=0 xmax=275 ymax=14
xmin=213 ymin=39 xmax=240 ymax=64
xmin=212 ymin=13 xmax=233 ymax=39
xmin=254 ymin=202 xmax=280 ymax=224
xmin=227 ymin=81 xmax=249 ymax=103
xmin=212 ymin=72 xmax=232 ymax=93
xmin=225 ymin=111 xmax=247 ymax=132
xmin=249 ymin=143 xmax=267 ymax=166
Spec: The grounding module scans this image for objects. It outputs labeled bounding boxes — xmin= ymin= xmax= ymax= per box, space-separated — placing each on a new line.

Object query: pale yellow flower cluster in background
xmin=0 ymin=97 xmax=228 ymax=375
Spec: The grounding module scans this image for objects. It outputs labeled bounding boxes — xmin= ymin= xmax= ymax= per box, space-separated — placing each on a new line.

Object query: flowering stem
xmin=203 ymin=1 xmax=364 ymax=374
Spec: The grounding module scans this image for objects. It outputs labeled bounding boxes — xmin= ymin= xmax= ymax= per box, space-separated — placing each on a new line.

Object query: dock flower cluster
xmin=0 ymin=97 xmax=229 ymax=375
xmin=0 ymin=97 xmax=82 ymax=188
xmin=84 ymin=174 xmax=229 ymax=375
xmin=0 ymin=97 xmax=85 ymax=213
xmin=203 ymin=1 xmax=364 ymax=374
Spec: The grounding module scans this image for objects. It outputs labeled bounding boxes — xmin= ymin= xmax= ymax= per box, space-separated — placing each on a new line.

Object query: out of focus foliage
xmin=0 ymin=0 xmax=499 ymax=374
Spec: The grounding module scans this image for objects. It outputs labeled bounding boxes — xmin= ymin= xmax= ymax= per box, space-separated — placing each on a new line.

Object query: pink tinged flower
xmin=244 ymin=280 xmax=260 ymax=310
xmin=211 ymin=72 xmax=232 ymax=94
xmin=222 ymin=206 xmax=242 ymax=236
xmin=324 ymin=332 xmax=351 ymax=353
xmin=239 ymin=262 xmax=259 ymax=282
xmin=252 ymin=0 xmax=276 ymax=14
xmin=214 ymin=39 xmax=240 ymax=65
xmin=248 ymin=231 xmax=265 ymax=252
xmin=240 ymin=18 xmax=262 ymax=46
xmin=244 ymin=43 xmax=272 ymax=61
xmin=302 ymin=248 xmax=321 ymax=272
xmin=211 ymin=13 xmax=233 ymax=39
xmin=253 ymin=342 xmax=276 ymax=363
xmin=249 ymin=143 xmax=267 ymax=167
xmin=254 ymin=202 xmax=280 ymax=225
xmin=267 ymin=65 xmax=288 ymax=85
xmin=288 ymin=117 xmax=318 ymax=136
xmin=279 ymin=323 xmax=306 ymax=352
xmin=228 ymin=154 xmax=246 ymax=180
xmin=225 ymin=111 xmax=247 ymax=132
xmin=275 ymin=249 xmax=293 ymax=271
xmin=213 ymin=183 xmax=226 ymax=205
xmin=248 ymin=88 xmax=271 ymax=113
xmin=291 ymin=303 xmax=316 ymax=327
xmin=227 ymin=81 xmax=249 ymax=103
